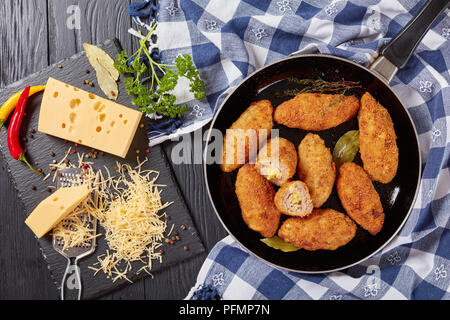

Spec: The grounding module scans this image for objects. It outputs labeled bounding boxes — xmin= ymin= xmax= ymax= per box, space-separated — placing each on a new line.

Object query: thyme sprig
xmin=286 ymin=77 xmax=362 ymax=94
xmin=275 ymin=77 xmax=362 ymax=116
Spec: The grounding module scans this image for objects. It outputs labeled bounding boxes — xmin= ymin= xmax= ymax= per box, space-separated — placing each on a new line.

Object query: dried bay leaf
xmin=83 ymin=43 xmax=119 ymax=80
xmin=83 ymin=43 xmax=119 ymax=100
xmin=95 ymin=61 xmax=119 ymax=100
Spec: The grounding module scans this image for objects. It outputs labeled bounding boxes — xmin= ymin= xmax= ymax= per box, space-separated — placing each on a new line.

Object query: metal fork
xmin=52 ymin=168 xmax=98 ymax=300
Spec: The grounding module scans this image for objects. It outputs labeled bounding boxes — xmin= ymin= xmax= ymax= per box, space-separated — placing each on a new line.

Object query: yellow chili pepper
xmin=0 ymin=85 xmax=45 ymax=129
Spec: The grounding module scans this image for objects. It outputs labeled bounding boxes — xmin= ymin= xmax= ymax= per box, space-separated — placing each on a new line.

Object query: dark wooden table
xmin=0 ymin=0 xmax=227 ymax=300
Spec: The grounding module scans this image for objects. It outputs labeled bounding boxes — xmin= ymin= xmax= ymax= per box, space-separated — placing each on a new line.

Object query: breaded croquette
xmin=278 ymin=209 xmax=357 ymax=251
xmin=235 ymin=164 xmax=281 ymax=237
xmin=220 ymin=100 xmax=274 ymax=172
xmin=359 ymin=92 xmax=399 ymax=183
xmin=297 ymin=133 xmax=336 ymax=208
xmin=255 ymin=137 xmax=297 ymax=186
xmin=336 ymin=162 xmax=385 ymax=235
xmin=274 ymin=181 xmax=313 ymax=216
xmin=274 ymin=93 xmax=360 ymax=131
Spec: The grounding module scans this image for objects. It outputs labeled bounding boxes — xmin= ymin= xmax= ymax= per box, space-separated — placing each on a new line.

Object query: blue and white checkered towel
xmin=153 ymin=0 xmax=449 ymax=299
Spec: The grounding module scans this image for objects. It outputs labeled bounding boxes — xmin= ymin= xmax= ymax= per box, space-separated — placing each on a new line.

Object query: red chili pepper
xmin=7 ymin=86 xmax=41 ymax=175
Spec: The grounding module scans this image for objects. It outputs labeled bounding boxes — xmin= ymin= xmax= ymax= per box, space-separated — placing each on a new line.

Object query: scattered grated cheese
xmin=49 ymin=150 xmax=172 ymax=282
xmin=86 ymin=161 xmax=172 ymax=281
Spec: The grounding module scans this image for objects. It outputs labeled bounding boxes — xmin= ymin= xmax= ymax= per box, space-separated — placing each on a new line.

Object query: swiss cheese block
xmin=38 ymin=78 xmax=142 ymax=158
xmin=25 ymin=185 xmax=91 ymax=238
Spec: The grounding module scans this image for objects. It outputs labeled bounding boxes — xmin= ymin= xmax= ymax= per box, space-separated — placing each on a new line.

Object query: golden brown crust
xmin=274 ymin=93 xmax=360 ymax=131
xmin=235 ymin=164 xmax=281 ymax=237
xmin=274 ymin=181 xmax=313 ymax=216
xmin=278 ymin=209 xmax=357 ymax=251
xmin=358 ymin=92 xmax=399 ymax=183
xmin=255 ymin=137 xmax=297 ymax=186
xmin=220 ymin=100 xmax=274 ymax=172
xmin=336 ymin=162 xmax=385 ymax=235
xmin=297 ymin=133 xmax=336 ymax=208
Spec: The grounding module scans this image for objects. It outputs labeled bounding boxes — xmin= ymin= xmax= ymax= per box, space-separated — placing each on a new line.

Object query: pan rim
xmin=203 ymin=53 xmax=422 ymax=274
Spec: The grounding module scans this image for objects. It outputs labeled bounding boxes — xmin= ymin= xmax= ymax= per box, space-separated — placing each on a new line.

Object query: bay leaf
xmin=333 ymin=130 xmax=360 ymax=168
xmin=83 ymin=43 xmax=119 ymax=80
xmin=83 ymin=43 xmax=119 ymax=100
xmin=261 ymin=236 xmax=300 ymax=252
xmin=95 ymin=60 xmax=119 ymax=100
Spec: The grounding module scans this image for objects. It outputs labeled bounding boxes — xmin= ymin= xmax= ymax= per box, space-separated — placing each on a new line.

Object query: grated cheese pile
xmin=87 ymin=160 xmax=172 ymax=282
xmin=50 ymin=150 xmax=172 ymax=283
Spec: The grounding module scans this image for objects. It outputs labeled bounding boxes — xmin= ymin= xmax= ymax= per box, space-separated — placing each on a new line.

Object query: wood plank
xmin=157 ymin=129 xmax=228 ymax=299
xmin=0 ymin=161 xmax=59 ymax=299
xmin=0 ymin=0 xmax=49 ymax=87
xmin=0 ymin=0 xmax=57 ymax=299
xmin=145 ymin=254 xmax=208 ymax=299
xmin=47 ymin=0 xmax=133 ymax=63
xmin=162 ymin=130 xmax=228 ymax=251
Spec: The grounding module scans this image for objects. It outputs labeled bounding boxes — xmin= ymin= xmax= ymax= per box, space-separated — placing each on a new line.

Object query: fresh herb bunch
xmin=114 ymin=23 xmax=206 ymax=118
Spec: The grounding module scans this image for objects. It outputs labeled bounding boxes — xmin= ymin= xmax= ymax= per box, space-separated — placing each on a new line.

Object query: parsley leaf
xmin=114 ymin=24 xmax=206 ymax=119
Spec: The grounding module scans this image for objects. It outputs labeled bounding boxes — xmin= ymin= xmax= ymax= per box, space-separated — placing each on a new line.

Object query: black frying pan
xmin=204 ymin=0 xmax=449 ymax=273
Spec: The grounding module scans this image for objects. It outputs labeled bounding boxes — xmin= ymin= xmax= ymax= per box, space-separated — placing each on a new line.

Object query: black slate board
xmin=0 ymin=39 xmax=205 ymax=299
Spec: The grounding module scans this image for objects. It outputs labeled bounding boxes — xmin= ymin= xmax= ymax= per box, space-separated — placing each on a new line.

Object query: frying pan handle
xmin=371 ymin=0 xmax=449 ymax=82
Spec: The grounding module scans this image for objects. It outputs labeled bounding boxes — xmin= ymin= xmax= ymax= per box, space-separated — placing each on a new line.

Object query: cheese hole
xmin=62 ymin=123 xmax=66 ymax=129
xmin=88 ymin=93 xmax=95 ymax=99
xmin=107 ymin=130 xmax=111 ymax=134
xmin=65 ymin=84 xmax=69 ymax=88
xmin=96 ymin=126 xmax=102 ymax=133
xmin=110 ymin=121 xmax=115 ymax=127
xmin=93 ymin=101 xmax=102 ymax=111
xmin=70 ymin=99 xmax=81 ymax=109
xmin=53 ymin=197 xmax=59 ymax=202
xmin=60 ymin=206 xmax=65 ymax=211
xmin=78 ymin=139 xmax=82 ymax=144
xmin=73 ymin=87 xmax=79 ymax=91
xmin=119 ymin=114 xmax=123 ymax=118
xmin=99 ymin=113 xmax=106 ymax=122
xmin=69 ymin=112 xmax=77 ymax=123
xmin=53 ymin=92 xmax=59 ymax=98
xmin=123 ymin=120 xmax=128 ymax=125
